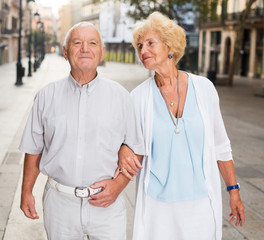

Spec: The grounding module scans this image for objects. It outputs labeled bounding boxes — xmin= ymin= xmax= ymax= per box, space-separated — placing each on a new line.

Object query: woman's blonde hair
xmin=132 ymin=12 xmax=186 ymax=65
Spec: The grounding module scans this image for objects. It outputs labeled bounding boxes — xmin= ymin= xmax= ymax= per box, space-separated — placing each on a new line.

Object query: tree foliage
xmin=126 ymin=0 xmax=220 ymax=24
xmin=127 ymin=0 xmax=193 ymax=22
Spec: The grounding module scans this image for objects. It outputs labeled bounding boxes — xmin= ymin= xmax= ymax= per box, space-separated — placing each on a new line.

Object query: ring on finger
xmin=119 ymin=167 xmax=126 ymax=173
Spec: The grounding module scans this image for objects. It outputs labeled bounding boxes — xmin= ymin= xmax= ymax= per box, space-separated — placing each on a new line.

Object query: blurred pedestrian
xmin=19 ymin=22 xmax=144 ymax=240
xmin=117 ymin=12 xmax=245 ymax=240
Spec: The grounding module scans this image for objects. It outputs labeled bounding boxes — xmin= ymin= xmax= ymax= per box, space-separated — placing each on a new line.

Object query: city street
xmin=0 ymin=54 xmax=264 ymax=240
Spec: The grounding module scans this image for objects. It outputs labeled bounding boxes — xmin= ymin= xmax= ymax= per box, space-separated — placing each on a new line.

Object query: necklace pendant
xmin=175 ymin=128 xmax=180 ymax=134
xmin=170 ymin=102 xmax=174 ymax=107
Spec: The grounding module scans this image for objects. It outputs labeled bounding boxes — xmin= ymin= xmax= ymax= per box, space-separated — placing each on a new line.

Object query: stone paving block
xmin=0 ymin=172 xmax=20 ymax=188
xmin=0 ymin=187 xmax=16 ymax=208
xmin=222 ymin=219 xmax=247 ymax=240
xmin=246 ymin=198 xmax=264 ymax=217
xmin=0 ymin=164 xmax=22 ymax=174
xmin=2 ymin=152 xmax=23 ymax=165
xmin=236 ymin=166 xmax=264 ymax=178
xmin=250 ymin=165 xmax=264 ymax=176
xmin=244 ymin=178 xmax=264 ymax=193
xmin=238 ymin=221 xmax=264 ymax=240
xmin=3 ymin=223 xmax=47 ymax=240
xmin=0 ymin=208 xmax=9 ymax=231
xmin=0 ymin=230 xmax=4 ymax=240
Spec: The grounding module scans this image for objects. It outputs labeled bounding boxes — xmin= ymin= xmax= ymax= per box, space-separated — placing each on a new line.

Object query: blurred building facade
xmin=99 ymin=1 xmax=136 ymax=64
xmin=71 ymin=0 xmax=82 ymax=25
xmin=57 ymin=4 xmax=71 ymax=55
xmin=198 ymin=0 xmax=264 ymax=82
xmin=0 ymin=0 xmax=27 ymax=65
xmin=82 ymin=0 xmax=100 ymax=28
xmin=0 ymin=0 xmax=57 ymax=66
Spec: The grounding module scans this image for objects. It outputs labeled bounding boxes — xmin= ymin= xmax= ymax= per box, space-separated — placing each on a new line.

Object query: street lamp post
xmin=33 ymin=12 xmax=40 ymax=72
xmin=37 ymin=20 xmax=45 ymax=62
xmin=27 ymin=0 xmax=35 ymax=77
xmin=15 ymin=0 xmax=24 ymax=86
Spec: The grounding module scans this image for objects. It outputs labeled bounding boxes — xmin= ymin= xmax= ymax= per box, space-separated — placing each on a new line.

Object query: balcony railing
xmin=1 ymin=28 xmax=19 ymax=34
xmin=202 ymin=8 xmax=264 ymax=24
xmin=2 ymin=28 xmax=12 ymax=34
xmin=226 ymin=8 xmax=263 ymax=21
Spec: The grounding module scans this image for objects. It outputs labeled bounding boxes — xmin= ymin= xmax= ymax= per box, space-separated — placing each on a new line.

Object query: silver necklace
xmin=156 ymin=71 xmax=180 ymax=134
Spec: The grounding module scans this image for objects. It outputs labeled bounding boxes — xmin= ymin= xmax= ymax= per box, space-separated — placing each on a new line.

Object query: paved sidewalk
xmin=0 ymin=53 xmax=264 ymax=240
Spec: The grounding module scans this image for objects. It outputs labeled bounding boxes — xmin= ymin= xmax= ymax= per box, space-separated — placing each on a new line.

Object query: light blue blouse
xmin=148 ymin=74 xmax=208 ymax=202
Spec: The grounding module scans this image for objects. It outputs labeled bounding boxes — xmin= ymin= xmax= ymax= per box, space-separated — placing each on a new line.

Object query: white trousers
xmin=42 ymin=181 xmax=127 ymax=240
xmin=143 ymin=195 xmax=216 ymax=240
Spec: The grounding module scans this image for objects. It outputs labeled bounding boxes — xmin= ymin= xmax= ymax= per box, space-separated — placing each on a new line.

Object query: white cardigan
xmin=131 ymin=74 xmax=233 ymax=240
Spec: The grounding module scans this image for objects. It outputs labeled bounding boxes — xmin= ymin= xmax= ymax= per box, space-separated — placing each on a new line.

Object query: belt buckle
xmin=74 ymin=187 xmax=90 ymax=198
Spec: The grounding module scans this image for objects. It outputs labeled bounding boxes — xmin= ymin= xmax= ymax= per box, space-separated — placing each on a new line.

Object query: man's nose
xmin=81 ymin=42 xmax=89 ymax=52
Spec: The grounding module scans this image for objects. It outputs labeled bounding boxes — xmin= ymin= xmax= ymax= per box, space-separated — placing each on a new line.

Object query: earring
xmin=168 ymin=54 xmax=173 ymax=59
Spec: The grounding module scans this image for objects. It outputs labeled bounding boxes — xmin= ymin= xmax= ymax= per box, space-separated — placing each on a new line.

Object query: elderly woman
xmin=117 ymin=12 xmax=245 ymax=240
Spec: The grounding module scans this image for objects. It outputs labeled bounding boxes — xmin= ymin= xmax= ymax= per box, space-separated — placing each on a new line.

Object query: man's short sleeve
xmin=123 ymin=95 xmax=145 ymax=155
xmin=19 ymin=92 xmax=44 ymax=154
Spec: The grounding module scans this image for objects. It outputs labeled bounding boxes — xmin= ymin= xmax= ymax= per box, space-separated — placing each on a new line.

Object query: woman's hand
xmin=114 ymin=145 xmax=143 ymax=180
xmin=217 ymin=160 xmax=245 ymax=226
xmin=228 ymin=190 xmax=245 ymax=226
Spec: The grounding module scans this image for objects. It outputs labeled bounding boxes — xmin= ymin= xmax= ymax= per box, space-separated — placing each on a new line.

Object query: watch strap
xmin=226 ymin=183 xmax=240 ymax=191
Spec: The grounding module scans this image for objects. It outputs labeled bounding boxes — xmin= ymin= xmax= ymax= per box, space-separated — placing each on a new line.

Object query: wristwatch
xmin=226 ymin=183 xmax=240 ymax=191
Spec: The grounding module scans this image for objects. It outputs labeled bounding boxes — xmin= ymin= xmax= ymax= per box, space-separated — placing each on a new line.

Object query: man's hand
xmin=20 ymin=192 xmax=39 ymax=219
xmin=88 ymin=177 xmax=127 ymax=208
xmin=114 ymin=145 xmax=143 ymax=180
xmin=20 ymin=153 xmax=41 ymax=220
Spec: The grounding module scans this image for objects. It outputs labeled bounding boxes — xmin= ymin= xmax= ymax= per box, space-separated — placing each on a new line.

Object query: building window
xmin=12 ymin=17 xmax=17 ymax=32
xmin=234 ymin=0 xmax=239 ymax=13
xmin=210 ymin=31 xmax=221 ymax=73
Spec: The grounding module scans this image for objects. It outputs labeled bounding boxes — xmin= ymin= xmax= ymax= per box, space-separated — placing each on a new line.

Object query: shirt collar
xmin=68 ymin=73 xmax=100 ymax=94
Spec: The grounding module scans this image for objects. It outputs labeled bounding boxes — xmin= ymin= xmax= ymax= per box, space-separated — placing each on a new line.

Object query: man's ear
xmin=100 ymin=45 xmax=106 ymax=62
xmin=63 ymin=46 xmax=68 ymax=61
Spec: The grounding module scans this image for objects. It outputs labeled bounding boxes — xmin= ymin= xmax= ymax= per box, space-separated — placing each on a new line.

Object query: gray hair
xmin=63 ymin=22 xmax=104 ymax=49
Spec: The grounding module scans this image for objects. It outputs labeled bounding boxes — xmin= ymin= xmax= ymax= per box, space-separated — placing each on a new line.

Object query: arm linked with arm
xmin=115 ymin=144 xmax=143 ymax=180
xmin=116 ymin=93 xmax=144 ymax=180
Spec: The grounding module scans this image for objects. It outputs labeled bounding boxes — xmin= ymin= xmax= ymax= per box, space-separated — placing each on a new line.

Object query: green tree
xmin=126 ymin=0 xmax=204 ymax=72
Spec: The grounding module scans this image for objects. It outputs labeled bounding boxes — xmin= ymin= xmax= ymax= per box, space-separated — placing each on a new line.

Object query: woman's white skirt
xmin=144 ymin=195 xmax=216 ymax=240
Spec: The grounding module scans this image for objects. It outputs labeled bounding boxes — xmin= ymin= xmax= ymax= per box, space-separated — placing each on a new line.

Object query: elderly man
xmin=19 ymin=22 xmax=144 ymax=240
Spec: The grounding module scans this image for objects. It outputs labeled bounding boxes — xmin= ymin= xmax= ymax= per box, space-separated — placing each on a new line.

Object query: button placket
xmin=76 ymin=88 xmax=87 ymax=184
